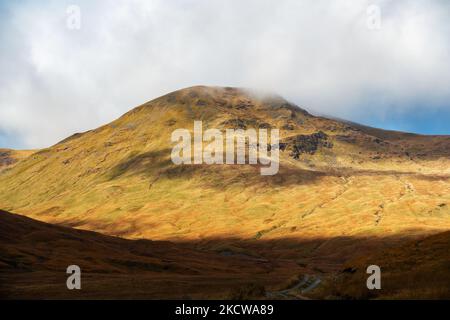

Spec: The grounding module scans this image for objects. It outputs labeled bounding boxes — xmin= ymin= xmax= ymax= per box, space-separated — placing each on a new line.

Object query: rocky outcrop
xmin=283 ymin=131 xmax=333 ymax=159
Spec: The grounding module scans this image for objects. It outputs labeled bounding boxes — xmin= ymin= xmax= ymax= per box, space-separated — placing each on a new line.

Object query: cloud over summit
xmin=1 ymin=0 xmax=449 ymax=148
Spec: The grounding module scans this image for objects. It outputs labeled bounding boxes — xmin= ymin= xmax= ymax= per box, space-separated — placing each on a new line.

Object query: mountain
xmin=0 ymin=86 xmax=449 ymax=298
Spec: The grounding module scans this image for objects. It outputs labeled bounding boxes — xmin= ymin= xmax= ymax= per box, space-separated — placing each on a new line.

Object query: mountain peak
xmin=143 ymin=85 xmax=305 ymax=113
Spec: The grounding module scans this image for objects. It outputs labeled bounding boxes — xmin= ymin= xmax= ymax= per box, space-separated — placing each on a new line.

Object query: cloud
xmin=0 ymin=0 xmax=449 ymax=148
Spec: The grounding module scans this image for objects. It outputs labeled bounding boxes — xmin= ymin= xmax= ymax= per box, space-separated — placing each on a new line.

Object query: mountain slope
xmin=316 ymin=230 xmax=450 ymax=299
xmin=0 ymin=86 xmax=449 ymax=265
xmin=0 ymin=149 xmax=35 ymax=173
xmin=0 ymin=209 xmax=305 ymax=299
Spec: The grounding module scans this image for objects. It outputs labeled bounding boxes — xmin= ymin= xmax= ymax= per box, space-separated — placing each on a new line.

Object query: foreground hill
xmin=316 ymin=230 xmax=450 ymax=299
xmin=1 ymin=209 xmax=449 ymax=299
xmin=0 ymin=86 xmax=449 ymax=274
xmin=0 ymin=209 xmax=303 ymax=299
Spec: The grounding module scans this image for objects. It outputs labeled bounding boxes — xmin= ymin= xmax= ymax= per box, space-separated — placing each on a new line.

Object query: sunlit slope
xmin=0 ymin=86 xmax=449 ymax=242
xmin=0 ymin=149 xmax=35 ymax=173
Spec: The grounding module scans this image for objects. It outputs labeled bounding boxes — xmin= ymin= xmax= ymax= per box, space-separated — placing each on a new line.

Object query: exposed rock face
xmin=0 ymin=149 xmax=35 ymax=172
xmin=220 ymin=118 xmax=249 ymax=129
xmin=220 ymin=118 xmax=272 ymax=130
xmin=235 ymin=99 xmax=253 ymax=110
xmin=284 ymin=131 xmax=333 ymax=159
xmin=0 ymin=151 xmax=16 ymax=167
xmin=282 ymin=123 xmax=295 ymax=130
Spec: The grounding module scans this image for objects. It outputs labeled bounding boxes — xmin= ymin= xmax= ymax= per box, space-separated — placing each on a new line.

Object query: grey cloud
xmin=0 ymin=0 xmax=449 ymax=148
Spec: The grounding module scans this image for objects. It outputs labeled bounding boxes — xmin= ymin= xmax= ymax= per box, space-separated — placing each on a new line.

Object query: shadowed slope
xmin=3 ymin=209 xmax=449 ymax=299
xmin=0 ymin=209 xmax=304 ymax=299
xmin=316 ymin=230 xmax=450 ymax=299
xmin=2 ymin=209 xmax=450 ymax=299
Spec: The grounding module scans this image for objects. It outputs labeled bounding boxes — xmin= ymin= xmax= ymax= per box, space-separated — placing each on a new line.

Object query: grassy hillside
xmin=0 ymin=149 xmax=35 ymax=173
xmin=0 ymin=209 xmax=306 ymax=299
xmin=315 ymin=230 xmax=450 ymax=299
xmin=2 ymin=209 xmax=449 ymax=299
xmin=0 ymin=86 xmax=449 ymax=276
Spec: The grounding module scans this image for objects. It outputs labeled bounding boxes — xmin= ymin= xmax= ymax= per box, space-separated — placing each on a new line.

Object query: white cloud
xmin=0 ymin=0 xmax=449 ymax=148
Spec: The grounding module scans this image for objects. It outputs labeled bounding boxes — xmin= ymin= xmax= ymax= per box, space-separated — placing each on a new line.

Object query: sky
xmin=0 ymin=0 xmax=449 ymax=149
